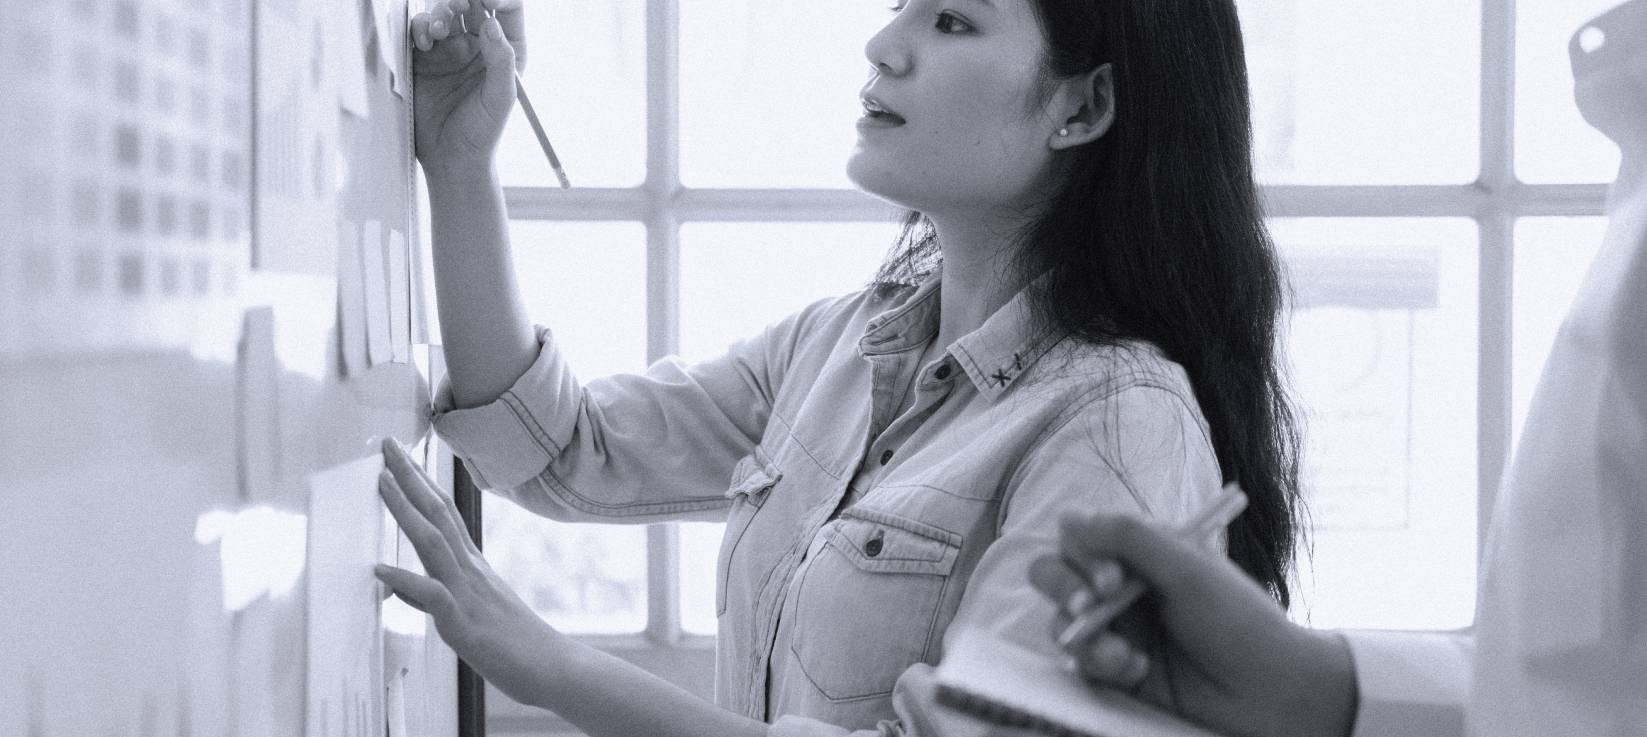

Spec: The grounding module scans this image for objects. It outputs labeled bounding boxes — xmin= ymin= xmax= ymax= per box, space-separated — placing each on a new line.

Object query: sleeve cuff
xmin=1342 ymin=630 xmax=1470 ymax=737
xmin=430 ymin=325 xmax=579 ymax=491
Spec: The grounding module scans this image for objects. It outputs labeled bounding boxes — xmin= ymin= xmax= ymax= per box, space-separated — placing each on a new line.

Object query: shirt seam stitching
xmin=997 ymin=380 xmax=1197 ymax=532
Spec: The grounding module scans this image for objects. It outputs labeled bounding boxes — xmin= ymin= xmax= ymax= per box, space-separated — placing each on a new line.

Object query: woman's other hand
xmin=1028 ymin=513 xmax=1359 ymax=737
xmin=409 ymin=0 xmax=527 ymax=176
xmin=374 ymin=437 xmax=555 ymax=705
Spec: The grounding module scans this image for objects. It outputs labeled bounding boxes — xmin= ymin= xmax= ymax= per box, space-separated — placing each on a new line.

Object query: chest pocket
xmin=716 ymin=448 xmax=783 ymax=616
xmin=789 ymin=506 xmax=962 ymax=702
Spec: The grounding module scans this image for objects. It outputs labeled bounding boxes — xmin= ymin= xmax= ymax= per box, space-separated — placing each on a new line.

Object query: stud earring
xmin=1057 ymin=128 xmax=1069 ymax=137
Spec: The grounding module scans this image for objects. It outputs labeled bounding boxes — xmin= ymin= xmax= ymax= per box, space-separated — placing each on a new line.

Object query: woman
xmin=1028 ymin=4 xmax=1647 ymax=735
xmin=376 ymin=0 xmax=1302 ymax=734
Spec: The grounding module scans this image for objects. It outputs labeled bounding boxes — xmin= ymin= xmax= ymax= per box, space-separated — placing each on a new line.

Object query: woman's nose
xmin=863 ymin=18 xmax=911 ymax=77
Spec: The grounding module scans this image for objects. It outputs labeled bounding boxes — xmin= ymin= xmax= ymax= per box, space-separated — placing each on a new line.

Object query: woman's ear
xmin=1049 ymin=63 xmax=1115 ymax=149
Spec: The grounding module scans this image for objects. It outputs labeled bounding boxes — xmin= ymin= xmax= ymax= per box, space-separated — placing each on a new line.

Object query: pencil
xmin=1055 ymin=483 xmax=1249 ymax=651
xmin=485 ymin=8 xmax=571 ymax=189
xmin=513 ymin=74 xmax=571 ymax=189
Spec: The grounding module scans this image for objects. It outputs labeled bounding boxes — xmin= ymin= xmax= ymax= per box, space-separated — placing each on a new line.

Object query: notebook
xmin=932 ymin=629 xmax=1228 ymax=737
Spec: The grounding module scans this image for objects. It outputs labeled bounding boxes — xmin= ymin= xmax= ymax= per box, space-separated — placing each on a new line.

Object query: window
xmin=481 ymin=0 xmax=1619 ymax=731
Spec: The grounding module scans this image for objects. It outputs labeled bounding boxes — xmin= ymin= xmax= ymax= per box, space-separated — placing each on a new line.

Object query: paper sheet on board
xmin=304 ymin=454 xmax=388 ymax=737
xmin=254 ymin=0 xmax=343 ymax=275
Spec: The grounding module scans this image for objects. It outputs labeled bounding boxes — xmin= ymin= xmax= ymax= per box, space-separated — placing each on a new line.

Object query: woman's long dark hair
xmin=869 ymin=0 xmax=1303 ymax=607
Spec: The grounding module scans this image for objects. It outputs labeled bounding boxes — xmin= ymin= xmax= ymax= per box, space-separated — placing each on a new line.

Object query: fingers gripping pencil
xmin=475 ymin=6 xmax=571 ymax=188
xmin=1056 ymin=483 xmax=1249 ymax=652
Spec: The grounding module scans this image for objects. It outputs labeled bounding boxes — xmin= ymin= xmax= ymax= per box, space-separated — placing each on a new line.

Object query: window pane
xmin=679 ymin=0 xmax=892 ymax=187
xmin=679 ymin=522 xmax=722 ymax=636
xmin=509 ymin=221 xmax=648 ymax=379
xmin=498 ymin=0 xmax=646 ymax=188
xmin=484 ymin=499 xmax=649 ymax=634
xmin=1274 ymin=218 xmax=1479 ymax=630
xmin=677 ymin=221 xmax=901 ymax=361
xmin=1512 ymin=217 xmax=1607 ymax=447
xmin=486 ymin=221 xmax=649 ymax=634
xmin=1243 ymin=0 xmax=1480 ymax=184
xmin=680 ymin=1 xmax=1481 ymax=187
xmin=1516 ymin=0 xmax=1621 ymax=183
xmin=677 ymin=221 xmax=900 ymax=635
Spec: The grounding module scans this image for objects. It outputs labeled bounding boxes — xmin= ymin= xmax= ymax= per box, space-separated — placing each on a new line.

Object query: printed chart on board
xmin=0 ymin=0 xmax=251 ymax=356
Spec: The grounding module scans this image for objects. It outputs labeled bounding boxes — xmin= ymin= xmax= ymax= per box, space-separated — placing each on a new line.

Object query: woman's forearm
xmin=424 ymin=161 xmax=539 ymax=409
xmin=512 ymin=629 xmax=770 ymax=737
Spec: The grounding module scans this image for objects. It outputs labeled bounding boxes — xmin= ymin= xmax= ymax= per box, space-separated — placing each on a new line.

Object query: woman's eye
xmin=887 ymin=1 xmax=907 ymax=13
xmin=934 ymin=11 xmax=973 ymax=33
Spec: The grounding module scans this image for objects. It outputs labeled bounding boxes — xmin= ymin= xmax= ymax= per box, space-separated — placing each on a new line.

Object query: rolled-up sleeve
xmin=1342 ymin=630 xmax=1470 ymax=737
xmin=770 ymin=383 xmax=1223 ymax=737
xmin=431 ymin=324 xmax=586 ymax=492
xmin=432 ymin=296 xmax=839 ymax=524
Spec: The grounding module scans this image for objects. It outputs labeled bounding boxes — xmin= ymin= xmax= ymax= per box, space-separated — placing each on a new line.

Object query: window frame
xmin=484 ymin=0 xmax=1612 ymax=732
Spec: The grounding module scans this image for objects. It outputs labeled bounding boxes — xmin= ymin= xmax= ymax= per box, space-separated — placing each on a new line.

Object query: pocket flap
xmin=827 ymin=507 xmax=961 ymax=574
xmin=725 ymin=447 xmax=783 ymax=500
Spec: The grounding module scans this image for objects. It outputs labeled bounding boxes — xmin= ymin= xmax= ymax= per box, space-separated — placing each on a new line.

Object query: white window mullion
xmin=645 ymin=0 xmax=686 ymax=645
xmin=1476 ymin=0 xmax=1517 ymax=551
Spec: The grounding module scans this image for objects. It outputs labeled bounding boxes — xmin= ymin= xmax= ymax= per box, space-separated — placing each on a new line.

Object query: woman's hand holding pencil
xmin=1027 ymin=484 xmax=1361 ymax=737
xmin=408 ymin=0 xmax=525 ymax=177
xmin=409 ymin=0 xmax=570 ymax=187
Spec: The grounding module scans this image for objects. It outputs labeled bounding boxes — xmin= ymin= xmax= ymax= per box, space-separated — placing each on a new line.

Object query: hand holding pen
xmin=478 ymin=4 xmax=571 ymax=188
xmin=408 ymin=0 xmax=570 ymax=187
xmin=1026 ymin=484 xmax=1360 ymax=737
xmin=1055 ymin=483 xmax=1248 ymax=655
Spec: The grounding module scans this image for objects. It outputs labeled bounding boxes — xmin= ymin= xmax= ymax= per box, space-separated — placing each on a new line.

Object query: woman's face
xmin=846 ymin=0 xmax=1063 ymax=217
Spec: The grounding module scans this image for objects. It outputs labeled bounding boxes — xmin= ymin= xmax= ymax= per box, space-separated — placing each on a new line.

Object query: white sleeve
xmin=1341 ymin=630 xmax=1472 ymax=737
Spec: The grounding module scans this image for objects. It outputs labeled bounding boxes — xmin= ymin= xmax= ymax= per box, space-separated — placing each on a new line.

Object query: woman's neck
xmin=925 ymin=213 xmax=1032 ymax=349
xmin=1611 ymin=152 xmax=1647 ymax=208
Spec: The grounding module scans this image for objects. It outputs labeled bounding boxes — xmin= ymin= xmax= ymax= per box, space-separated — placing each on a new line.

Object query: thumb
xmin=1057 ymin=513 xmax=1252 ymax=613
xmin=477 ymin=17 xmax=517 ymax=118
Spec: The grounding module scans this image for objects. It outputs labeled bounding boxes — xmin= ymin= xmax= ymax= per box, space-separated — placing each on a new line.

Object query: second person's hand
xmin=1028 ymin=513 xmax=1360 ymax=737
xmin=409 ymin=0 xmax=527 ymax=176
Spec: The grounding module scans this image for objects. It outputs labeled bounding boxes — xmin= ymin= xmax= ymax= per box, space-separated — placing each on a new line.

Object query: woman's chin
xmin=846 ymin=156 xmax=917 ymax=210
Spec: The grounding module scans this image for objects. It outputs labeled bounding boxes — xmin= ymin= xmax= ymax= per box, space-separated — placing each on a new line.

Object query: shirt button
xmin=934 ymin=364 xmax=951 ymax=381
xmin=880 ymin=449 xmax=894 ymax=465
xmin=865 ymin=532 xmax=884 ymax=557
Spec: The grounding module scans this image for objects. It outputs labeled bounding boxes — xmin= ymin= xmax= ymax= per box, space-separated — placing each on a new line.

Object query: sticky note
xmin=391 ymin=0 xmax=412 ymax=99
xmin=411 ymin=169 xmax=437 ymax=346
xmin=336 ymin=221 xmax=368 ymax=377
xmin=387 ymin=229 xmax=410 ymax=364
xmin=331 ymin=0 xmax=372 ymax=116
xmin=386 ymin=667 xmax=410 ymax=737
xmin=362 ymin=221 xmax=392 ymax=367
xmin=237 ymin=306 xmax=281 ymax=499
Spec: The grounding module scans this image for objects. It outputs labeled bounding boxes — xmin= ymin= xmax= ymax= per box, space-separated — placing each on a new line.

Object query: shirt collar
xmin=858 ymin=270 xmax=1067 ymax=401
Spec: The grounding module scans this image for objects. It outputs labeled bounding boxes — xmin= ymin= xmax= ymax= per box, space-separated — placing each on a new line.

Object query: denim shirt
xmin=431 ymin=273 xmax=1223 ymax=736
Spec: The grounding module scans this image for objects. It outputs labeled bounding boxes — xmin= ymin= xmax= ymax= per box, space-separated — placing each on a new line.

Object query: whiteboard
xmin=0 ymin=0 xmax=459 ymax=735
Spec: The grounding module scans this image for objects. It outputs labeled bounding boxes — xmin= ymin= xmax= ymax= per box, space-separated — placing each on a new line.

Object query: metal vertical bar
xmin=1477 ymin=0 xmax=1517 ymax=560
xmin=644 ymin=0 xmax=686 ymax=646
xmin=454 ymin=462 xmax=487 ymax=737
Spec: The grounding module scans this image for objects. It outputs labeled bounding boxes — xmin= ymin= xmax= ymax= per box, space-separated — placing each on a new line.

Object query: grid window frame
xmin=485 ymin=0 xmax=1613 ymax=732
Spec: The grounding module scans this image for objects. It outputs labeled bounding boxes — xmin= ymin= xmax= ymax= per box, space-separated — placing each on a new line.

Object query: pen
xmin=1055 ymin=482 xmax=1249 ymax=651
xmin=484 ymin=8 xmax=571 ymax=189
